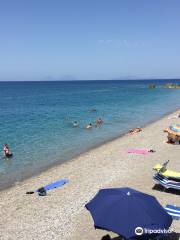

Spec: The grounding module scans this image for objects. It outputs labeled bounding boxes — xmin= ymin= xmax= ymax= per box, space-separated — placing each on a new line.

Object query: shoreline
xmin=0 ymin=109 xmax=179 ymax=239
xmin=0 ymin=107 xmax=179 ymax=192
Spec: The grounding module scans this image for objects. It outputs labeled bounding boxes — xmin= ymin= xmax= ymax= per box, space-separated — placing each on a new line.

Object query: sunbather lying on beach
xmin=128 ymin=127 xmax=142 ymax=134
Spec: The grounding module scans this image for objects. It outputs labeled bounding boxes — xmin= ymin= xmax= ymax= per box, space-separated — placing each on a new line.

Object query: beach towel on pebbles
xmin=127 ymin=148 xmax=150 ymax=155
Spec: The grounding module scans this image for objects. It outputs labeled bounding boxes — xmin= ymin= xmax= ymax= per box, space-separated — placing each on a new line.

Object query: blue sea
xmin=0 ymin=80 xmax=180 ymax=189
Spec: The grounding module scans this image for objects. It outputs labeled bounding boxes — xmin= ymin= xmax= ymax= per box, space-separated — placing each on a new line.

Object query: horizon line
xmin=0 ymin=78 xmax=180 ymax=82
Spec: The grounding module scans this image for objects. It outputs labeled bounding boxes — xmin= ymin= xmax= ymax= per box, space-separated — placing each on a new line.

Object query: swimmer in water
xmin=89 ymin=108 xmax=97 ymax=112
xmin=73 ymin=121 xmax=79 ymax=127
xmin=85 ymin=123 xmax=93 ymax=129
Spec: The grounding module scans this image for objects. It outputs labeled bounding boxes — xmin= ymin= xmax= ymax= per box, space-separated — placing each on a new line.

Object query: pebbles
xmin=0 ymin=110 xmax=180 ymax=240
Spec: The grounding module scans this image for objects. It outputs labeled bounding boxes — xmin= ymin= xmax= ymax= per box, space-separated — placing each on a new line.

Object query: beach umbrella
xmin=85 ymin=187 xmax=172 ymax=239
xmin=169 ymin=124 xmax=180 ymax=133
xmin=166 ymin=124 xmax=180 ymax=137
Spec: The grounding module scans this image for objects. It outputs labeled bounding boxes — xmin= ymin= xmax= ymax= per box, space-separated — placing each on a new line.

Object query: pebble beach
xmin=0 ymin=110 xmax=179 ymax=240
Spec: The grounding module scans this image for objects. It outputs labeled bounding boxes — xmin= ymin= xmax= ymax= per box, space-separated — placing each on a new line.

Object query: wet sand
xmin=0 ymin=111 xmax=179 ymax=240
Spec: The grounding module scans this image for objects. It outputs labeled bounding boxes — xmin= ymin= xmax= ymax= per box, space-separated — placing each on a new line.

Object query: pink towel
xmin=127 ymin=148 xmax=150 ymax=155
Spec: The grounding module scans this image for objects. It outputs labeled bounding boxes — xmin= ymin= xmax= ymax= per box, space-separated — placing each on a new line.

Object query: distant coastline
xmin=162 ymin=83 xmax=180 ymax=88
xmin=149 ymin=82 xmax=180 ymax=89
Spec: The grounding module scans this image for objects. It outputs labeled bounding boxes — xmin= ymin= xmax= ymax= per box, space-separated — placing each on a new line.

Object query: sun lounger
xmin=153 ymin=174 xmax=180 ymax=191
xmin=154 ymin=173 xmax=180 ymax=184
xmin=165 ymin=205 xmax=180 ymax=220
xmin=154 ymin=173 xmax=180 ymax=183
xmin=153 ymin=161 xmax=180 ymax=180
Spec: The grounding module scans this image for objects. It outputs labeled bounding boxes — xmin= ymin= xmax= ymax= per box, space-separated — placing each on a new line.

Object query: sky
xmin=0 ymin=0 xmax=180 ymax=81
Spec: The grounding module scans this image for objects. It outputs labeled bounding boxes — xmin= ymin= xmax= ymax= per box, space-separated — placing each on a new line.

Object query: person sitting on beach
xmin=73 ymin=121 xmax=79 ymax=127
xmin=3 ymin=144 xmax=12 ymax=157
xmin=85 ymin=123 xmax=93 ymax=129
xmin=96 ymin=118 xmax=103 ymax=126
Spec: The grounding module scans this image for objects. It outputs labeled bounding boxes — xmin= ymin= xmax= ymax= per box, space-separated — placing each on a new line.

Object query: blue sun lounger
xmin=153 ymin=174 xmax=180 ymax=191
xmin=165 ymin=205 xmax=180 ymax=220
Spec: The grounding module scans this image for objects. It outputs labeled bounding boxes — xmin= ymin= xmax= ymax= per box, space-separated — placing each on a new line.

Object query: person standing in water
xmin=3 ymin=144 xmax=12 ymax=157
xmin=96 ymin=118 xmax=103 ymax=126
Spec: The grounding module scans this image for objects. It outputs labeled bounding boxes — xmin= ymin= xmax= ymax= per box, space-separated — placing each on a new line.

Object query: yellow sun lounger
xmin=153 ymin=163 xmax=180 ymax=179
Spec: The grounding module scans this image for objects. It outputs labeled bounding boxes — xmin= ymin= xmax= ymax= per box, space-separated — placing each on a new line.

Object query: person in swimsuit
xmin=96 ymin=118 xmax=103 ymax=126
xmin=129 ymin=127 xmax=142 ymax=134
xmin=3 ymin=144 xmax=12 ymax=157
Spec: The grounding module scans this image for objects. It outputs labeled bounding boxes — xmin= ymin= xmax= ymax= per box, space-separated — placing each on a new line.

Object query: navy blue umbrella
xmin=85 ymin=188 xmax=172 ymax=239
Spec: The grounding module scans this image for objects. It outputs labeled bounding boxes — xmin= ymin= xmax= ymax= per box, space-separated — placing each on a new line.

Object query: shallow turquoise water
xmin=0 ymin=80 xmax=180 ymax=189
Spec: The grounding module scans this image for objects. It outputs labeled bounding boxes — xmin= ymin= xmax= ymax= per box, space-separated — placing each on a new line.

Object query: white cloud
xmin=98 ymin=39 xmax=147 ymax=48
